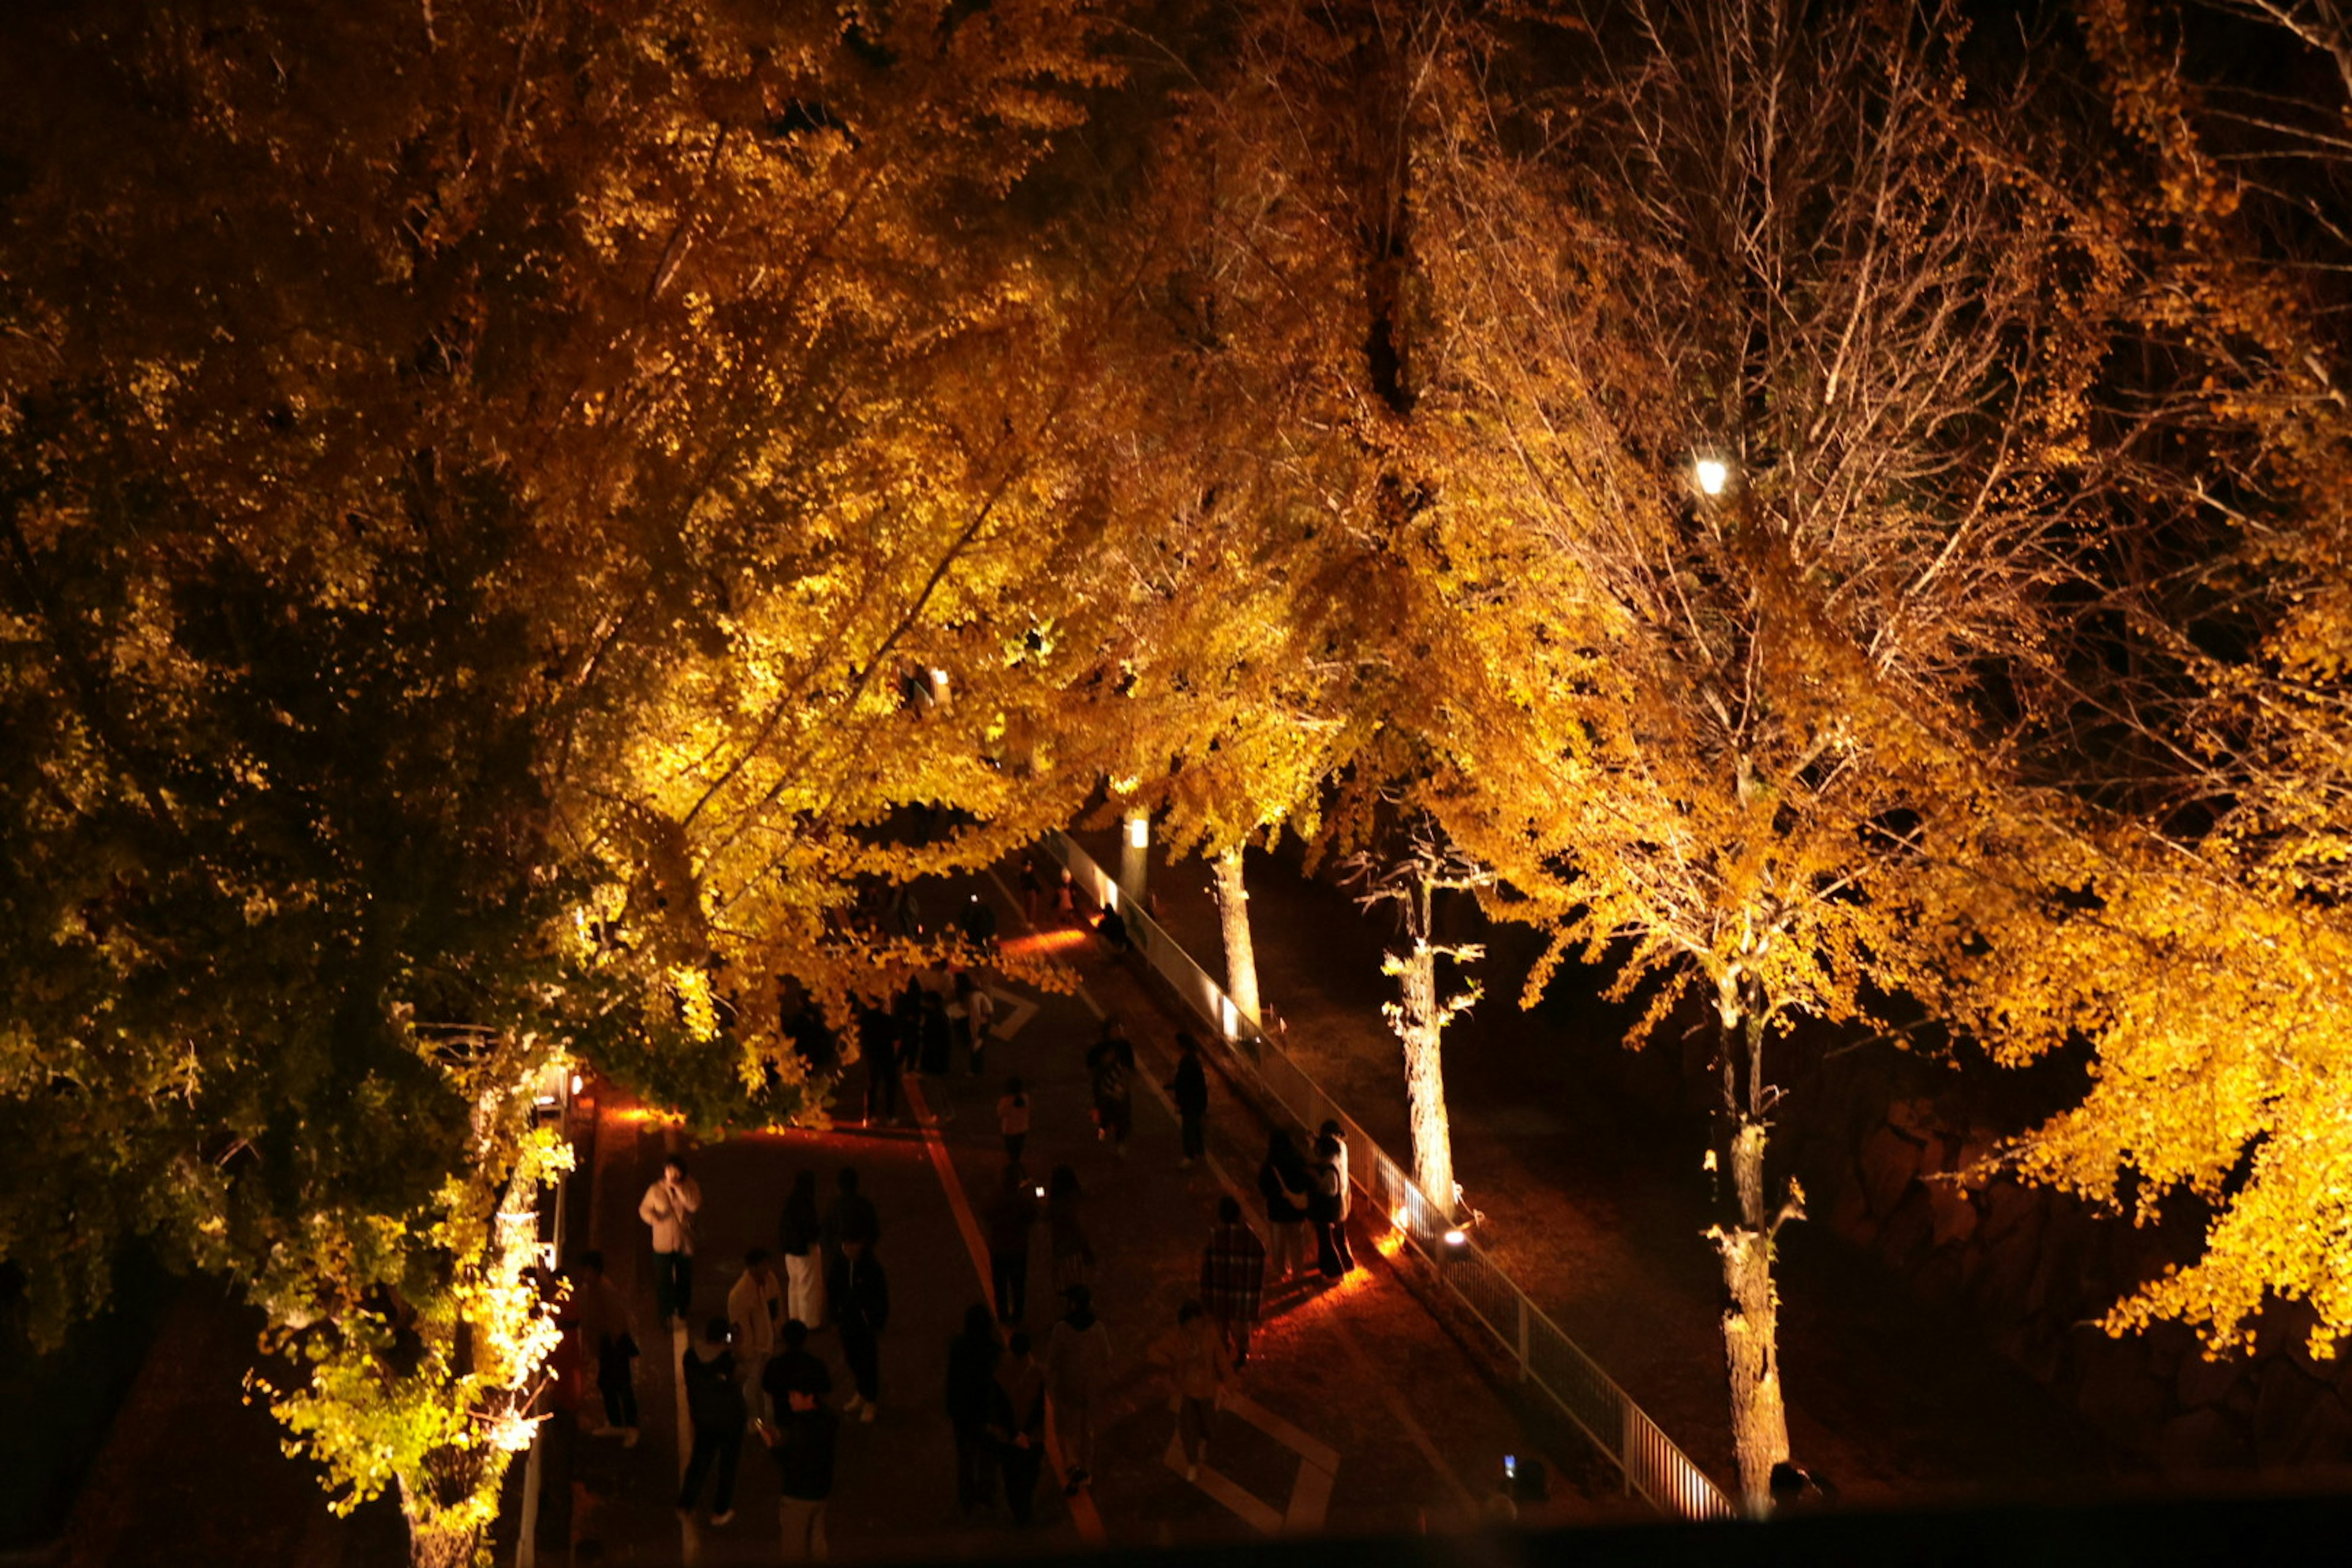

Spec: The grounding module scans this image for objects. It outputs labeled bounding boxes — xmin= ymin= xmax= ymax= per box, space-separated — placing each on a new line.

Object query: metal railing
xmin=1044 ymin=829 xmax=1734 ymax=1522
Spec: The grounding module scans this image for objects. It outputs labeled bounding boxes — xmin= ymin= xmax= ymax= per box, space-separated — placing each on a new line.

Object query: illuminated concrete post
xmin=1119 ymin=809 xmax=1149 ymax=908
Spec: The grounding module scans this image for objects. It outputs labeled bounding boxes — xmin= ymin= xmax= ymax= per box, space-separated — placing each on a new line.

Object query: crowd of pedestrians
xmin=568 ymin=874 xmax=1371 ymax=1558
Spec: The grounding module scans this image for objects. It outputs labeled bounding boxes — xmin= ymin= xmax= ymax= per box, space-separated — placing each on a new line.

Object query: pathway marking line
xmin=1163 ymin=1433 xmax=1286 ymax=1534
xmin=1225 ymin=1391 xmax=1340 ymax=1474
xmin=905 ymin=1074 xmax=1108 ymax=1546
xmin=1284 ymin=1447 xmax=1337 ymax=1533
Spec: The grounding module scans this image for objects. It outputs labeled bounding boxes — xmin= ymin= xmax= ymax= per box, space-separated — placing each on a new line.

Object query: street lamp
xmin=1693 ymin=454 xmax=1732 ymax=497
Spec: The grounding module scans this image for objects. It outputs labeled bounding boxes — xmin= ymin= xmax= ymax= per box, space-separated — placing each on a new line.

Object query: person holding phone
xmin=638 ymin=1155 xmax=703 ymax=1326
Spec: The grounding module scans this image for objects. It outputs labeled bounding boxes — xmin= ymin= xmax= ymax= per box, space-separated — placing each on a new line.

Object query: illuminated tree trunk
xmin=399 ymin=1478 xmax=483 ymax=1568
xmin=1713 ymin=976 xmax=1793 ymax=1513
xmin=1212 ymin=848 xmax=1261 ymax=1030
xmin=1394 ymin=932 xmax=1458 ymax=1219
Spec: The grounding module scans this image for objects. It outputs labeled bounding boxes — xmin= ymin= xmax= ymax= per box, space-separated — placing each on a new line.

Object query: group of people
xmin=1257 ymin=1119 xmax=1359 ymax=1281
xmin=579 ymin=876 xmax=1370 ymax=1551
xmin=570 ymin=1160 xmax=902 ymax=1557
xmin=857 ymin=972 xmax=997 ymax=1126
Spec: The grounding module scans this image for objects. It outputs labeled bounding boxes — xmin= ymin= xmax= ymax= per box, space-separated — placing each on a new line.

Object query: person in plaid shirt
xmin=1199 ymin=1196 xmax=1268 ymax=1366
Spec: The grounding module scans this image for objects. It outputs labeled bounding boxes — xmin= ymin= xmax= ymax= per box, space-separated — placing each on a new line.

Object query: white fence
xmin=1044 ymin=829 xmax=1733 ymax=1522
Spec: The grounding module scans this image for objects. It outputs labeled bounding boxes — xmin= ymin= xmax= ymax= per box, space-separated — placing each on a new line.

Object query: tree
xmin=1346 ymin=821 xmax=1490 ymax=1219
xmin=0 ymin=1 xmax=1133 ymax=1556
xmin=1899 ymin=0 xmax=2352 ymax=1364
xmin=1398 ymin=0 xmax=2142 ymax=1506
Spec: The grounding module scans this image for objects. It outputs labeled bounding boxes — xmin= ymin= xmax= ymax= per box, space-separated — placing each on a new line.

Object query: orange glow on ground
xmin=997 ymin=926 xmax=1095 ymax=961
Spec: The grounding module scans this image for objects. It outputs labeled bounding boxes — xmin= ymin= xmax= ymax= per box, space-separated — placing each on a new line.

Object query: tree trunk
xmin=1715 ymin=1117 xmax=1789 ymax=1513
xmin=400 ymin=1477 xmax=483 ymax=1568
xmin=405 ymin=1523 xmax=480 ymax=1568
xmin=1211 ymin=848 xmax=1260 ymax=1031
xmin=1398 ymin=938 xmax=1457 ymax=1218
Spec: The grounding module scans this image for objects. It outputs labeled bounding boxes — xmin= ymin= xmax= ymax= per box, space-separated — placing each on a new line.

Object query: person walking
xmin=958 ymin=891 xmax=1000 ymax=949
xmin=1054 ymin=866 xmax=1077 ymax=925
xmin=1046 ymin=1165 xmax=1095 ymax=1295
xmin=821 ymin=1166 xmax=881 ymax=1286
xmin=1257 ymin=1131 xmax=1311 ymax=1282
xmin=1019 ymin=857 xmax=1044 ymax=924
xmin=1150 ymin=1300 xmax=1232 ymax=1483
xmin=763 ymin=1317 xmax=832 ymax=1411
xmin=997 ymin=1077 xmax=1031 ymax=1164
xmin=571 ymin=1251 xmax=641 ymax=1446
xmin=1319 ymin=1119 xmax=1351 ymax=1200
xmin=637 ymin=1155 xmax=702 ymax=1327
xmin=1085 ymin=1022 xmax=1134 ymax=1158
xmin=831 ymin=1238 xmax=890 ymax=1422
xmin=778 ymin=1170 xmax=827 ymax=1331
xmin=678 ymin=1317 xmax=748 ymax=1527
xmin=962 ymin=973 xmax=996 ymax=1077
xmin=944 ymin=1303 xmax=1002 ymax=1517
xmin=1169 ymin=1031 xmax=1210 ymax=1169
xmin=728 ymin=1249 xmax=785 ymax=1419
xmin=919 ymin=987 xmax=954 ymax=1077
xmin=1200 ymin=1197 xmax=1268 ymax=1366
xmin=1310 ymin=1133 xmax=1355 ymax=1279
xmin=1044 ymin=1284 xmax=1111 ymax=1494
xmin=760 ymin=1373 xmax=839 ymax=1561
xmin=858 ymin=1003 xmax=903 ymax=1126
xmin=988 ymin=1330 xmax=1049 ymax=1526
xmin=987 ymin=1164 xmax=1040 ymax=1325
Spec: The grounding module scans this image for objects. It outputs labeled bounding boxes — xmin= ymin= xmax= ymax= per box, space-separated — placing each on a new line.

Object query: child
xmin=997 ymin=1077 xmax=1031 ymax=1164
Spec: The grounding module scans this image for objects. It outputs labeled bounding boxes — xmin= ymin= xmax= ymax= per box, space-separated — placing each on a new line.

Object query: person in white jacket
xmin=639 ymin=1155 xmax=703 ymax=1325
xmin=728 ymin=1248 xmax=785 ymax=1419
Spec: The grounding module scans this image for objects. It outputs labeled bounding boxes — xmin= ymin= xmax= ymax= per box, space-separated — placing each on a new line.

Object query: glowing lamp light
xmin=1694 ymin=456 xmax=1731 ymax=497
xmin=1126 ymin=815 xmax=1150 ymax=849
xmin=1220 ymin=995 xmax=1239 ymax=1039
xmin=1104 ymin=882 xmax=1119 ymax=910
xmin=929 ymin=666 xmax=949 ymax=689
xmin=569 ymin=1074 xmax=584 ymax=1098
xmin=1442 ymin=1228 xmax=1468 ymax=1248
xmin=1390 ymin=1206 xmax=1412 ymax=1232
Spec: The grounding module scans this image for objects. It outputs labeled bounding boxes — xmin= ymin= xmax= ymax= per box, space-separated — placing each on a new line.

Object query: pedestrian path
xmin=562 ymin=863 xmax=1617 ymax=1562
xmin=1072 ymin=830 xmax=2128 ymax=1503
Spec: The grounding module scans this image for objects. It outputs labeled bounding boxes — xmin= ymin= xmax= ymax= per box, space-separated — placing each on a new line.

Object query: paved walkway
xmin=565 ymin=869 xmax=1619 ymax=1563
xmin=1076 ymin=830 xmax=2130 ymax=1504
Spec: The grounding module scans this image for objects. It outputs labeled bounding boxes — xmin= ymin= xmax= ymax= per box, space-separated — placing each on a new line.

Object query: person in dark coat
xmin=892 ymin=982 xmax=925 ymax=1074
xmin=1085 ymin=1023 xmax=1135 ymax=1158
xmin=958 ymin=892 xmax=1000 ymax=948
xmin=1169 ymin=1031 xmax=1210 ymax=1168
xmin=831 ymin=1238 xmax=890 ymax=1420
xmin=762 ymin=1317 xmax=832 ymax=1412
xmin=987 ymin=1330 xmax=1049 ymax=1525
xmin=987 ymin=1164 xmax=1040 ymax=1324
xmin=678 ymin=1317 xmax=748 ymax=1525
xmin=858 ymin=1002 xmax=902 ymax=1126
xmin=761 ymin=1372 xmax=840 ymax=1561
xmin=821 ymin=1166 xmax=881 ymax=1284
xmin=944 ymin=1303 xmax=1003 ymax=1517
xmin=919 ymin=988 xmax=954 ymax=1077
xmin=1257 ymin=1131 xmax=1311 ymax=1281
